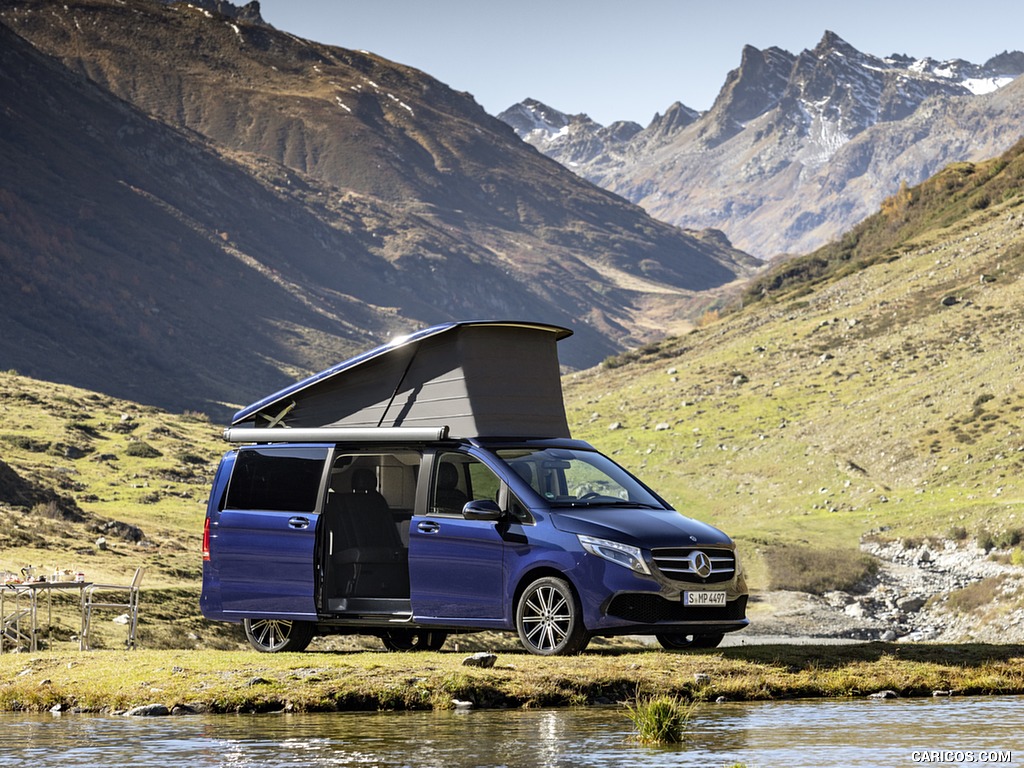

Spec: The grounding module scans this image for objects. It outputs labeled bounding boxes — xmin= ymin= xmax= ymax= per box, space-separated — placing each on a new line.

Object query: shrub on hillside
xmin=764 ymin=543 xmax=879 ymax=594
xmin=1 ymin=434 xmax=50 ymax=452
xmin=125 ymin=441 xmax=162 ymax=459
xmin=177 ymin=452 xmax=209 ymax=466
xmin=944 ymin=575 xmax=1009 ymax=614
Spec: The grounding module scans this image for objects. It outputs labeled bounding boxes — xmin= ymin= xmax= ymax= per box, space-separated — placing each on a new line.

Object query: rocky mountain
xmin=154 ymin=0 xmax=267 ymax=24
xmin=498 ymin=98 xmax=648 ymax=177
xmin=501 ymin=33 xmax=1024 ymax=258
xmin=0 ymin=0 xmax=759 ymax=416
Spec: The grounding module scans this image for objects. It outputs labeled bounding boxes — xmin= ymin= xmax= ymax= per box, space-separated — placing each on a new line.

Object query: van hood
xmin=549 ymin=506 xmax=731 ymax=549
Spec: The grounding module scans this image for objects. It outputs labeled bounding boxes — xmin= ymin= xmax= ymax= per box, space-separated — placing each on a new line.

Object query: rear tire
xmin=243 ymin=618 xmax=314 ymax=652
xmin=656 ymin=632 xmax=725 ymax=650
xmin=515 ymin=576 xmax=590 ymax=656
xmin=380 ymin=630 xmax=448 ymax=651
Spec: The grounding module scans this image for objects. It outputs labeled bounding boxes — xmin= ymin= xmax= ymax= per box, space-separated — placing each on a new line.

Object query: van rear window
xmin=225 ymin=447 xmax=327 ymax=512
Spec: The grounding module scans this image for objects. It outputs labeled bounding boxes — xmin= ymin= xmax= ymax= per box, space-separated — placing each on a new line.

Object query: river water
xmin=0 ymin=697 xmax=1020 ymax=767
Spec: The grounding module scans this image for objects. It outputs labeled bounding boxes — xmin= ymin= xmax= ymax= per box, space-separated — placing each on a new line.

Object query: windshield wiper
xmin=558 ymin=499 xmax=662 ymax=509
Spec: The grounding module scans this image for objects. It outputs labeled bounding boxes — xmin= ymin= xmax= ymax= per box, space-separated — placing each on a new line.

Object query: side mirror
xmin=462 ymin=499 xmax=503 ymax=521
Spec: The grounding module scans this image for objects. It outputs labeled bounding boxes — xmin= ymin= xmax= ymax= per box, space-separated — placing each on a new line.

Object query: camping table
xmin=1 ymin=581 xmax=93 ymax=652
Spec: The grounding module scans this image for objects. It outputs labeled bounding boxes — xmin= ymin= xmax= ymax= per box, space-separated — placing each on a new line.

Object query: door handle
xmin=417 ymin=521 xmax=440 ymax=534
xmin=288 ymin=516 xmax=310 ymax=529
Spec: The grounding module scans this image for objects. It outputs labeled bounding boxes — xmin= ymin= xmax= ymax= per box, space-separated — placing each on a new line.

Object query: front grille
xmin=608 ymin=594 xmax=748 ymax=624
xmin=652 ymin=547 xmax=735 ymax=584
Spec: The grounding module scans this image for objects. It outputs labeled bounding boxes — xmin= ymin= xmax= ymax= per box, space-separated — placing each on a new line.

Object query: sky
xmin=256 ymin=1 xmax=1024 ymax=126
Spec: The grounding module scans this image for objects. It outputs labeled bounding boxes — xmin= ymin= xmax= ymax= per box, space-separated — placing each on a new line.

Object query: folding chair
xmin=81 ymin=567 xmax=144 ymax=650
xmin=2 ymin=604 xmax=32 ymax=652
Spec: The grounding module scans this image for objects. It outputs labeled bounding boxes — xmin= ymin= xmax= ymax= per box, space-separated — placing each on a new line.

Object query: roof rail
xmin=223 ymin=426 xmax=450 ymax=443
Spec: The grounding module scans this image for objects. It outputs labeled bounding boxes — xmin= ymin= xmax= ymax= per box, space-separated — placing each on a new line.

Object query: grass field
xmin=2 ymin=643 xmax=1022 ymax=714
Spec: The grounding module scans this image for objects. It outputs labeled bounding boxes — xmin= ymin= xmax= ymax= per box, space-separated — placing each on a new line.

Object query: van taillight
xmin=202 ymin=517 xmax=211 ymax=561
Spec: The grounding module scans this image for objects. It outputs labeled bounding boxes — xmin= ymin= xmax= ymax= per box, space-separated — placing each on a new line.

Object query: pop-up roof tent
xmin=226 ymin=321 xmax=574 ymax=442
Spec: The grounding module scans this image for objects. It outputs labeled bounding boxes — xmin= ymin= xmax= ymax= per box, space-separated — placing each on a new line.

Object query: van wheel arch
xmin=512 ymin=567 xmax=577 ymax=613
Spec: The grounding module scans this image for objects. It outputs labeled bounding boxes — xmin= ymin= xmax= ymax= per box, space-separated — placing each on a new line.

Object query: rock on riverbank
xmin=745 ymin=539 xmax=1024 ymax=644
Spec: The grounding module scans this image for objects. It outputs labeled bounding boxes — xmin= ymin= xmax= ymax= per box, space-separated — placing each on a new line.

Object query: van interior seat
xmin=435 ymin=461 xmax=468 ymax=513
xmin=335 ymin=468 xmax=401 ymax=549
xmin=323 ymin=467 xmax=409 ymax=600
xmin=510 ymin=462 xmax=535 ymax=490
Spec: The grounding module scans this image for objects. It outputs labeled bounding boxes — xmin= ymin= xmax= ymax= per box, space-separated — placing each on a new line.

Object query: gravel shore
xmin=737 ymin=539 xmax=1024 ymax=645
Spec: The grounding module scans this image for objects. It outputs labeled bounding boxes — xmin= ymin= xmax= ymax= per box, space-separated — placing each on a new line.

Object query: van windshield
xmin=495 ymin=448 xmax=665 ymax=509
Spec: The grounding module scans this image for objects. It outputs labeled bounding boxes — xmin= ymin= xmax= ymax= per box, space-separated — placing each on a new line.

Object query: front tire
xmin=656 ymin=632 xmax=725 ymax=650
xmin=243 ymin=618 xmax=314 ymax=653
xmin=515 ymin=576 xmax=590 ymax=656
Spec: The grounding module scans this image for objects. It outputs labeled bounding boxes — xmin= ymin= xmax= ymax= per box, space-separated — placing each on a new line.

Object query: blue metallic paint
xmin=201 ymin=438 xmax=748 ymax=641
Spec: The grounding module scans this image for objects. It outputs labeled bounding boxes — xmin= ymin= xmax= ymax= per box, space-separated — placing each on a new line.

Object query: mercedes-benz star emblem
xmin=689 ymin=551 xmax=713 ymax=579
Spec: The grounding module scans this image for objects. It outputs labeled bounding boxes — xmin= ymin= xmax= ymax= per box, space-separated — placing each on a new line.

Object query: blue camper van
xmin=200 ymin=321 xmax=748 ymax=655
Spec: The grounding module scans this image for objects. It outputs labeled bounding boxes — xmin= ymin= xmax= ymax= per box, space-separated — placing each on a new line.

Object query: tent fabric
xmin=231 ymin=321 xmax=574 ymax=439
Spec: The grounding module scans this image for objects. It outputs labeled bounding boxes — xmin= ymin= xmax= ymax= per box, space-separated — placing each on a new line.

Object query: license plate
xmin=684 ymin=591 xmax=726 ymax=606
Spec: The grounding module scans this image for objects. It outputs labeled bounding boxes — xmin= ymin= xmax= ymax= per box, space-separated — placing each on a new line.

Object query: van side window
xmin=431 ymin=452 xmax=501 ymax=516
xmin=225 ymin=447 xmax=327 ymax=512
xmin=431 ymin=455 xmax=469 ymax=515
xmin=467 ymin=461 xmax=501 ymax=505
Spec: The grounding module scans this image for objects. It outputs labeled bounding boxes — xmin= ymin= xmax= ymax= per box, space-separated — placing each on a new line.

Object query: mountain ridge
xmin=0 ymin=0 xmax=758 ymax=415
xmin=501 ymin=32 xmax=1024 ymax=258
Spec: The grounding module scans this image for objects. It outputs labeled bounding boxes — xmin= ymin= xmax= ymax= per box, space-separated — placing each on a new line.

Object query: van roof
xmin=230 ymin=320 xmax=574 ymax=440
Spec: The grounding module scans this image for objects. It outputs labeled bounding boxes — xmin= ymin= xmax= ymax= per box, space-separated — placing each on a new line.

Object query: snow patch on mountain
xmin=960 ymin=76 xmax=1016 ymax=95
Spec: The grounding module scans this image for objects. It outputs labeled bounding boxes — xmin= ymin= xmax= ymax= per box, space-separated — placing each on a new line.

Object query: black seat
xmin=434 ymin=461 xmax=468 ymax=514
xmin=342 ymin=468 xmax=403 ymax=549
xmin=510 ymin=462 xmax=535 ymax=491
xmin=323 ymin=467 xmax=407 ymax=601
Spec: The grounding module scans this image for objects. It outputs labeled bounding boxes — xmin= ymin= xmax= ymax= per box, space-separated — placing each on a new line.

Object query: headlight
xmin=578 ymin=535 xmax=651 ymax=575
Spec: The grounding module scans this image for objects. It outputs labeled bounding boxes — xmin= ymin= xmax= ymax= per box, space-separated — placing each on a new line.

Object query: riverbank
xmin=2 ymin=643 xmax=1023 ymax=714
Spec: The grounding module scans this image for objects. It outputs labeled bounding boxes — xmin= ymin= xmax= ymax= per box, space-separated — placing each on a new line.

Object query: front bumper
xmin=572 ymin=549 xmax=749 ymax=636
xmin=595 ymin=593 xmax=749 ymax=637
xmin=607 ymin=592 xmax=748 ymax=624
